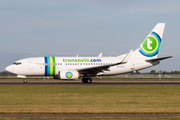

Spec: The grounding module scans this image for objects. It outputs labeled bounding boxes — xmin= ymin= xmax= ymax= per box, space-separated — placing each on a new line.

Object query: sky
xmin=0 ymin=0 xmax=180 ymax=72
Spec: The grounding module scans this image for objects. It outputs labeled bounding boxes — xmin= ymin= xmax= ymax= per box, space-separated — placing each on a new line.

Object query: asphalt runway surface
xmin=1 ymin=82 xmax=180 ymax=86
xmin=1 ymin=114 xmax=180 ymax=118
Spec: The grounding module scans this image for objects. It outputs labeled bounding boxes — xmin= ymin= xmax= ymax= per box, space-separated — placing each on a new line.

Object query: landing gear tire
xmin=82 ymin=78 xmax=87 ymax=83
xmin=23 ymin=79 xmax=27 ymax=83
xmin=88 ymin=78 xmax=92 ymax=83
xmin=82 ymin=78 xmax=92 ymax=83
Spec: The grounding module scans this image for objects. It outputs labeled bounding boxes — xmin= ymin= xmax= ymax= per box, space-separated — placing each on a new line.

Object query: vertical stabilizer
xmin=134 ymin=23 xmax=165 ymax=58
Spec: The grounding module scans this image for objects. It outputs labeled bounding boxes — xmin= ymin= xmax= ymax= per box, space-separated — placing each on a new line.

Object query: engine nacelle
xmin=58 ymin=70 xmax=79 ymax=79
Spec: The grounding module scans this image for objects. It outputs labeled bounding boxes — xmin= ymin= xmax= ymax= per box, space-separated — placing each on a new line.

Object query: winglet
xmin=121 ymin=49 xmax=133 ymax=63
xmin=117 ymin=49 xmax=133 ymax=65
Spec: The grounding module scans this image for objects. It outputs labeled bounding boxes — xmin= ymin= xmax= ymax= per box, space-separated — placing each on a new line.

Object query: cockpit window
xmin=13 ymin=62 xmax=21 ymax=65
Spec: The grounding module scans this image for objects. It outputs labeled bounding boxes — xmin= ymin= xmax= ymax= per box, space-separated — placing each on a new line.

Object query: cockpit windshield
xmin=13 ymin=62 xmax=21 ymax=65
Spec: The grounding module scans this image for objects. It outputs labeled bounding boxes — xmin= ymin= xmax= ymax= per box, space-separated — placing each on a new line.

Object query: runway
xmin=0 ymin=82 xmax=180 ymax=86
xmin=1 ymin=114 xmax=180 ymax=118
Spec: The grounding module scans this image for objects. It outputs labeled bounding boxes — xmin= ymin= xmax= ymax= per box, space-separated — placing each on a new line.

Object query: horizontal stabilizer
xmin=146 ymin=56 xmax=173 ymax=62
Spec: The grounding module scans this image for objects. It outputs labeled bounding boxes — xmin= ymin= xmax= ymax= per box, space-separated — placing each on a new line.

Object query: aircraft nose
xmin=5 ymin=65 xmax=12 ymax=72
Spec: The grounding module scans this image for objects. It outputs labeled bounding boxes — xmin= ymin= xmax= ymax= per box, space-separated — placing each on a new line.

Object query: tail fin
xmin=135 ymin=23 xmax=165 ymax=58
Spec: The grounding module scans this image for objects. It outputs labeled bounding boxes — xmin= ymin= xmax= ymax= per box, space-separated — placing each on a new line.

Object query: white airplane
xmin=5 ymin=23 xmax=172 ymax=83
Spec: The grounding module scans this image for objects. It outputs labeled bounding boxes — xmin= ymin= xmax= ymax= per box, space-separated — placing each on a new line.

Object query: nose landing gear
xmin=23 ymin=79 xmax=27 ymax=83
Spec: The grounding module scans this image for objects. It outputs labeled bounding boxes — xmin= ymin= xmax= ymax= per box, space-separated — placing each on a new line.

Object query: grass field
xmin=1 ymin=117 xmax=180 ymax=120
xmin=0 ymin=85 xmax=180 ymax=114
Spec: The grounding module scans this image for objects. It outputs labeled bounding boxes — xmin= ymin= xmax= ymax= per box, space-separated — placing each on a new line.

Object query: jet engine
xmin=54 ymin=70 xmax=79 ymax=80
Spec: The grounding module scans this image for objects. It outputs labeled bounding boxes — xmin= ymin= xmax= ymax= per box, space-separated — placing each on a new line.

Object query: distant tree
xmin=0 ymin=71 xmax=16 ymax=76
xmin=150 ymin=70 xmax=156 ymax=74
xmin=170 ymin=71 xmax=175 ymax=74
xmin=163 ymin=71 xmax=169 ymax=74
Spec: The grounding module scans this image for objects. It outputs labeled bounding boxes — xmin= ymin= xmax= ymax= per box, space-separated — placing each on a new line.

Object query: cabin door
xmin=131 ymin=59 xmax=135 ymax=70
xmin=28 ymin=59 xmax=33 ymax=70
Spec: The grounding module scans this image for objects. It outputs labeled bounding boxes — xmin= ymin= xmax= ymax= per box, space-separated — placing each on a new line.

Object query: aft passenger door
xmin=131 ymin=59 xmax=135 ymax=70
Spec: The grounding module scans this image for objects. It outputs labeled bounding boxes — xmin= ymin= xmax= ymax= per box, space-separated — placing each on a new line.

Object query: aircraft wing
xmin=77 ymin=50 xmax=133 ymax=75
xmin=146 ymin=56 xmax=173 ymax=62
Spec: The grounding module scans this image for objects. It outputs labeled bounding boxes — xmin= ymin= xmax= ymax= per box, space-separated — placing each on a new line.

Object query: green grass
xmin=0 ymin=85 xmax=180 ymax=114
xmin=1 ymin=117 xmax=180 ymax=120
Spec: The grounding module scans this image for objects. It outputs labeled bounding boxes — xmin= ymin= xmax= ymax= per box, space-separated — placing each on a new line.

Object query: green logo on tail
xmin=139 ymin=32 xmax=161 ymax=57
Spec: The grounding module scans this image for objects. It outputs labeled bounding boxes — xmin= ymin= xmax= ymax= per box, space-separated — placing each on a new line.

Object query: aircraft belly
xmin=103 ymin=65 xmax=131 ymax=75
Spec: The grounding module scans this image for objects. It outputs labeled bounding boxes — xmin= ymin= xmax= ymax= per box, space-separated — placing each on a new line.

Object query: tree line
xmin=149 ymin=70 xmax=180 ymax=74
xmin=0 ymin=71 xmax=16 ymax=76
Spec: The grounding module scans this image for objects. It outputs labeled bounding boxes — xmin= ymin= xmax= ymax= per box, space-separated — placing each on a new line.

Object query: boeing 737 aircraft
xmin=5 ymin=23 xmax=172 ymax=83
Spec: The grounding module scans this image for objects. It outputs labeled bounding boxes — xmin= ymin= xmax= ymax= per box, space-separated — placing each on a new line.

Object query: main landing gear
xmin=82 ymin=77 xmax=92 ymax=83
xmin=23 ymin=79 xmax=27 ymax=83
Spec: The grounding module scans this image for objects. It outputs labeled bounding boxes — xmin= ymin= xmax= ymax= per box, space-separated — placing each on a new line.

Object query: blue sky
xmin=0 ymin=0 xmax=180 ymax=72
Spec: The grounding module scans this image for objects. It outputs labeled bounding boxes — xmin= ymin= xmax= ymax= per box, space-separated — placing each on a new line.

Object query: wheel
xmin=23 ymin=79 xmax=27 ymax=83
xmin=82 ymin=78 xmax=87 ymax=83
xmin=87 ymin=78 xmax=92 ymax=83
xmin=88 ymin=78 xmax=92 ymax=83
xmin=82 ymin=78 xmax=92 ymax=83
